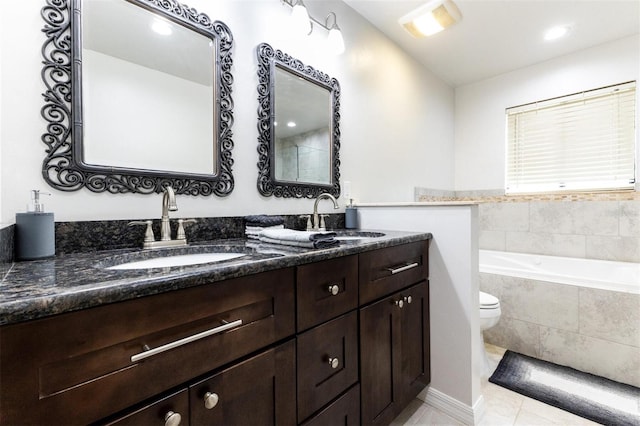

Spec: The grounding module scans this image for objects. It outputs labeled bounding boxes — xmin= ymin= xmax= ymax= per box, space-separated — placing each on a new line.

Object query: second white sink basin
xmin=107 ymin=252 xmax=246 ymax=270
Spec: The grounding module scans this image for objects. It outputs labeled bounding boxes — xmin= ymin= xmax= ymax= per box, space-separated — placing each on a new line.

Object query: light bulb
xmin=291 ymin=2 xmax=311 ymax=35
xmin=328 ymin=27 xmax=345 ymax=55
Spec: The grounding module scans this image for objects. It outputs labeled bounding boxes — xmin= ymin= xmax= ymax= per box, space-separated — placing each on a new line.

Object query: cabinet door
xmin=189 ymin=340 xmax=296 ymax=426
xmin=360 ymin=294 xmax=403 ymax=426
xmin=360 ymin=281 xmax=430 ymax=426
xmin=400 ymin=281 xmax=430 ymax=406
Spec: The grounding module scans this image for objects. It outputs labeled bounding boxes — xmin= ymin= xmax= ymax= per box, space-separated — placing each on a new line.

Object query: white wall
xmin=0 ymin=0 xmax=455 ymax=222
xmin=454 ymin=35 xmax=640 ymax=191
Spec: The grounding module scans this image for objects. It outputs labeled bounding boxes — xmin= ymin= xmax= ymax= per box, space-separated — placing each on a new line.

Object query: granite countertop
xmin=0 ymin=230 xmax=431 ymax=326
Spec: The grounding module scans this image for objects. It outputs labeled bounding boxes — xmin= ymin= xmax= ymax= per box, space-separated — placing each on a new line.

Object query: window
xmin=505 ymin=81 xmax=636 ymax=194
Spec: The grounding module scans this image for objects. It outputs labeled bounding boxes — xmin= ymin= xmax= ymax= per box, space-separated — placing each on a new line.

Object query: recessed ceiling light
xmin=544 ymin=25 xmax=570 ymax=41
xmin=398 ymin=0 xmax=462 ymax=38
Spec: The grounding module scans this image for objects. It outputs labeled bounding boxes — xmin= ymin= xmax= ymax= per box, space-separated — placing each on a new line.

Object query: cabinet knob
xmin=404 ymin=295 xmax=413 ymax=304
xmin=395 ymin=299 xmax=404 ymax=309
xmin=204 ymin=392 xmax=219 ymax=410
xmin=164 ymin=411 xmax=182 ymax=426
xmin=328 ymin=357 xmax=340 ymax=369
xmin=328 ymin=284 xmax=340 ymax=296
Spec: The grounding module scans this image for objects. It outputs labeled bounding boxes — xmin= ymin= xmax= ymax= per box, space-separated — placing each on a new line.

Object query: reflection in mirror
xmin=257 ymin=43 xmax=341 ymax=198
xmin=40 ymin=0 xmax=234 ymax=195
xmin=274 ymin=66 xmax=331 ymax=184
xmin=81 ymin=0 xmax=215 ymax=174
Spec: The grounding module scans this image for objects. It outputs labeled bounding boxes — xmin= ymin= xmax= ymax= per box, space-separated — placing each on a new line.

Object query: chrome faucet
xmin=160 ymin=186 xmax=178 ymax=241
xmin=129 ymin=186 xmax=196 ymax=249
xmin=311 ymin=193 xmax=339 ymax=231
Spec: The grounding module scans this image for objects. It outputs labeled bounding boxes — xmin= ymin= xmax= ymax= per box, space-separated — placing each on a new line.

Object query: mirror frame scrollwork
xmin=256 ymin=42 xmax=341 ymax=198
xmin=40 ymin=0 xmax=235 ymax=195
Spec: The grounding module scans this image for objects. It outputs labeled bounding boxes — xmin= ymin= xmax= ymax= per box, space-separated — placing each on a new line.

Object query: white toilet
xmin=479 ymin=291 xmax=501 ymax=378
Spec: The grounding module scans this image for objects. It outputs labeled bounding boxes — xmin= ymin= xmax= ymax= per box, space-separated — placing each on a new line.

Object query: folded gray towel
xmin=259 ymin=236 xmax=339 ymax=249
xmin=245 ymin=215 xmax=285 ymax=227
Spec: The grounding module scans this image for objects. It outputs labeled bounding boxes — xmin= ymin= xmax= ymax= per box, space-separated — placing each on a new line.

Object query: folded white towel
xmin=245 ymin=224 xmax=284 ymax=239
xmin=258 ymin=229 xmax=338 ymax=249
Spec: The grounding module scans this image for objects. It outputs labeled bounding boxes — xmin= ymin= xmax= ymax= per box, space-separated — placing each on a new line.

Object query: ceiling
xmin=343 ymin=0 xmax=640 ymax=87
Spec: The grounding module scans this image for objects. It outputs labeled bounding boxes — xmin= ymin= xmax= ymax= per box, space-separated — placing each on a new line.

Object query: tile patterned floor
xmin=391 ymin=344 xmax=600 ymax=425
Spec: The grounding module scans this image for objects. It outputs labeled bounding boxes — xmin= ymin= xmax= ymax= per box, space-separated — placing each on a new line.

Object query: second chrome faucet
xmin=308 ymin=193 xmax=339 ymax=231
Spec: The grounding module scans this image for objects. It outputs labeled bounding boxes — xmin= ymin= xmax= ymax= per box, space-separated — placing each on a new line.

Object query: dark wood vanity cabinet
xmin=0 ymin=239 xmax=430 ymax=426
xmin=0 ymin=268 xmax=295 ymax=425
xmin=359 ymin=241 xmax=430 ymax=426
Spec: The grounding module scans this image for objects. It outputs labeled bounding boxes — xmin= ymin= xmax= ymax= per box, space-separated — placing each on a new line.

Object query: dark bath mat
xmin=489 ymin=350 xmax=640 ymax=426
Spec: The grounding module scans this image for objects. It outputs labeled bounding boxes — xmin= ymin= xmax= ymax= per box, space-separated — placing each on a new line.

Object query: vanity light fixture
xmin=398 ymin=0 xmax=462 ymax=38
xmin=287 ymin=121 xmax=297 ymax=127
xmin=282 ymin=0 xmax=346 ymax=55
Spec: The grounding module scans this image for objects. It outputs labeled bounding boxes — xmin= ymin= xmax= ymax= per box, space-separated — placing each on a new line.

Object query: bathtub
xmin=479 ymin=250 xmax=640 ymax=294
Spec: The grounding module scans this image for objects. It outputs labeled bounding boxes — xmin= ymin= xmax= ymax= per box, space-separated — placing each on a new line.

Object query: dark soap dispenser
xmin=15 ymin=190 xmax=55 ymax=260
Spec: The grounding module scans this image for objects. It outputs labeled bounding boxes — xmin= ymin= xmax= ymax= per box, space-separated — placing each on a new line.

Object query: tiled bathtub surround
xmin=479 ymin=200 xmax=640 ymax=263
xmin=479 ymin=272 xmax=640 ymax=388
xmin=416 ymin=188 xmax=640 ymax=263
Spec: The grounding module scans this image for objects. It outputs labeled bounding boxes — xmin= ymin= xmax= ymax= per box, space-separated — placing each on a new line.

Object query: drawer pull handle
xmin=164 ymin=411 xmax=182 ymax=426
xmin=387 ymin=262 xmax=419 ymax=275
xmin=131 ymin=319 xmax=243 ymax=363
xmin=404 ymin=295 xmax=413 ymax=304
xmin=204 ymin=392 xmax=220 ymax=410
xmin=395 ymin=299 xmax=404 ymax=309
xmin=328 ymin=357 xmax=340 ymax=369
xmin=328 ymin=284 xmax=340 ymax=296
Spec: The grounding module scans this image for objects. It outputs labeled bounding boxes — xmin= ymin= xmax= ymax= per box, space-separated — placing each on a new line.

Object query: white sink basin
xmin=106 ymin=252 xmax=246 ymax=270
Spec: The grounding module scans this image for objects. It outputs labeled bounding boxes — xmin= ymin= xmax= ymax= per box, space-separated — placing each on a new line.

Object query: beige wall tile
xmin=619 ymin=200 xmax=640 ymax=237
xmin=495 ymin=277 xmax=579 ymax=332
xmin=480 ymin=230 xmax=506 ymax=251
xmin=539 ymin=327 xmax=640 ymax=387
xmin=527 ymin=200 xmax=620 ymax=236
xmin=505 ymin=232 xmax=586 ymax=257
xmin=479 ymin=202 xmax=529 ymax=232
xmin=483 ymin=317 xmax=540 ymax=358
xmin=586 ymin=235 xmax=640 ymax=262
xmin=579 ymin=288 xmax=640 ymax=347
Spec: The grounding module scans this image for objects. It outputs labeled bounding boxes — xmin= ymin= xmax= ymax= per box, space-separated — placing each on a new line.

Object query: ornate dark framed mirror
xmin=256 ymin=43 xmax=341 ymax=198
xmin=41 ymin=0 xmax=234 ymax=195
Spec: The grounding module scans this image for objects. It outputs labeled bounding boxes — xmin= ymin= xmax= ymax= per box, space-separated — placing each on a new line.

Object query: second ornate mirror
xmin=256 ymin=43 xmax=341 ymax=198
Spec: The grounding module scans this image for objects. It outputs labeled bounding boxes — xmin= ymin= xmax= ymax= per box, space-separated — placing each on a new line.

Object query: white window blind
xmin=505 ymin=81 xmax=636 ymax=194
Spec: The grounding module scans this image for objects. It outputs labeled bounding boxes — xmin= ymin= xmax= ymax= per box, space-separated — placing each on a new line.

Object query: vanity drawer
xmin=102 ymin=389 xmax=189 ymax=426
xmin=359 ymin=240 xmax=429 ymax=304
xmin=297 ymin=311 xmax=359 ymax=423
xmin=296 ymin=255 xmax=358 ymax=331
xmin=300 ymin=384 xmax=360 ymax=426
xmin=189 ymin=339 xmax=296 ymax=426
xmin=0 ymin=268 xmax=295 ymax=425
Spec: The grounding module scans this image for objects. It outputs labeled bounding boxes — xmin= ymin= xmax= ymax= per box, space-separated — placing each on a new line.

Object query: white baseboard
xmin=418 ymin=386 xmax=485 ymax=425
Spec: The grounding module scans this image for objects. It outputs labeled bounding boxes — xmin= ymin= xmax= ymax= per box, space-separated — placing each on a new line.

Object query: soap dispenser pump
xmin=16 ymin=190 xmax=55 ymax=260
xmin=345 ymin=198 xmax=358 ymax=229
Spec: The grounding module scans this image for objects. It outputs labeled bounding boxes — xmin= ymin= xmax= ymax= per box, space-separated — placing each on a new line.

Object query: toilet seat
xmin=480 ymin=291 xmax=500 ymax=309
